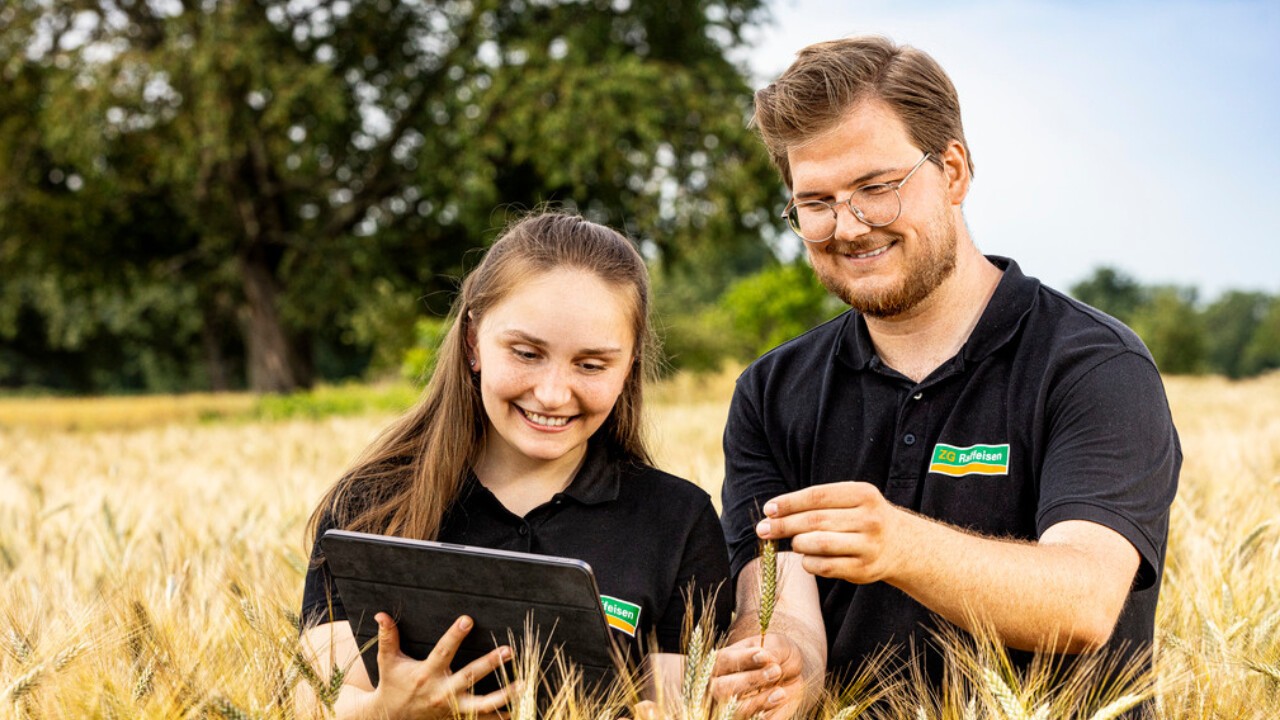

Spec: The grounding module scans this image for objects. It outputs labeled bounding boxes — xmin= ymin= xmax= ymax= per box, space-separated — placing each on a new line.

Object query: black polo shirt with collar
xmin=303 ymin=440 xmax=732 ymax=663
xmin=721 ymin=256 xmax=1180 ymax=684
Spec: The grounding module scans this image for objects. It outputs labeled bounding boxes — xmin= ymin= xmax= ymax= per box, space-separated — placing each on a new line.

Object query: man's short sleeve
xmin=1036 ymin=351 xmax=1181 ymax=589
xmin=721 ymin=373 xmax=794 ymax=579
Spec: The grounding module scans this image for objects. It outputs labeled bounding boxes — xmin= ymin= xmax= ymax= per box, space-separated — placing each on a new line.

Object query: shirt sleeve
xmin=720 ymin=372 xmax=795 ymax=580
xmin=653 ymin=495 xmax=734 ymax=653
xmin=299 ymin=509 xmax=349 ymax=630
xmin=1036 ymin=351 xmax=1181 ymax=590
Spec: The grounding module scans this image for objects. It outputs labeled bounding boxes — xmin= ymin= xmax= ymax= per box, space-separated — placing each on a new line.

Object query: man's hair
xmin=752 ymin=35 xmax=975 ymax=188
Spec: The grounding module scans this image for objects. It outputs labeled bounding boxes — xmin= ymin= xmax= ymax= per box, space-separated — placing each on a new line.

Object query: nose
xmin=831 ymin=199 xmax=873 ymax=242
xmin=532 ymin=364 xmax=573 ymax=409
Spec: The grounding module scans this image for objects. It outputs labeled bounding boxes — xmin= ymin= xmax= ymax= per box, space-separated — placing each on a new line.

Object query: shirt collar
xmin=559 ymin=438 xmax=622 ymax=505
xmin=837 ymin=255 xmax=1039 ymax=372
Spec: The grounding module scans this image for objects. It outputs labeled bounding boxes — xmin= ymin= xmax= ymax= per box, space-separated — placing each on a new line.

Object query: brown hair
xmin=752 ymin=35 xmax=975 ymax=187
xmin=306 ymin=212 xmax=657 ymax=545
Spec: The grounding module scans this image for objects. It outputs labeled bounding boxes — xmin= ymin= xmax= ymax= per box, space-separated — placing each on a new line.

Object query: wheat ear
xmin=1085 ymin=694 xmax=1147 ymax=720
xmin=758 ymin=539 xmax=777 ymax=645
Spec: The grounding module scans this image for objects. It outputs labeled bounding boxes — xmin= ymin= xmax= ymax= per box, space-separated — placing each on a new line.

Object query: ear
xmin=940 ymin=140 xmax=971 ymax=206
xmin=464 ymin=311 xmax=480 ymax=370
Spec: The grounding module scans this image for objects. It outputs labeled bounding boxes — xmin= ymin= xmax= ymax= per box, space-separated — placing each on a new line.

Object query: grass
xmin=0 ymin=371 xmax=1278 ymax=717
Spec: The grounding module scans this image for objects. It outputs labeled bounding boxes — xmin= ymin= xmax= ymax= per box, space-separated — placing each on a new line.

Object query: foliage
xmin=398 ymin=316 xmax=450 ymax=384
xmin=1071 ymin=267 xmax=1279 ymax=378
xmin=0 ymin=0 xmax=778 ymax=393
xmin=252 ymin=382 xmax=418 ymax=421
xmin=656 ymin=259 xmax=844 ymax=372
xmin=1128 ymin=286 xmax=1206 ymax=375
xmin=718 ymin=259 xmax=845 ymax=359
xmin=1202 ymin=291 xmax=1271 ymax=379
xmin=1069 ymin=266 xmax=1145 ymax=324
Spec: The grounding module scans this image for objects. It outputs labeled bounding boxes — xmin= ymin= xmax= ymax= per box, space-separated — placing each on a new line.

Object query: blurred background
xmin=2 ymin=0 xmax=1277 ymax=396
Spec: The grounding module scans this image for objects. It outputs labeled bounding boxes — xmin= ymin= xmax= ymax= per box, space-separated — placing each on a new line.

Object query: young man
xmin=711 ymin=37 xmax=1180 ymax=718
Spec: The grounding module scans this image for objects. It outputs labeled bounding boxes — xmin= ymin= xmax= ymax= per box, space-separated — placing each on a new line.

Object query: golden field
xmin=0 ymin=371 xmax=1277 ymax=718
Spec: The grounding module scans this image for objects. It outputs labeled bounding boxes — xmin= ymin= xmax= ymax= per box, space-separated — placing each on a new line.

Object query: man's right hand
xmin=710 ymin=632 xmax=808 ymax=720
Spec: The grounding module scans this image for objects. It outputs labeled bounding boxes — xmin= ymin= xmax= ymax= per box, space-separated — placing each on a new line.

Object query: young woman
xmin=297 ymin=212 xmax=731 ymax=719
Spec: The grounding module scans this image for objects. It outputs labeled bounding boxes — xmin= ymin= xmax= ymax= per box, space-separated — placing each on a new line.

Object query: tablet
xmin=319 ymin=529 xmax=622 ymax=688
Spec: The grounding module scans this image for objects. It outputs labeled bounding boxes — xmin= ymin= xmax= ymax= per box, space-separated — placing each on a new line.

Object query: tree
xmin=1202 ymin=291 xmax=1271 ymax=379
xmin=1129 ymin=286 xmax=1205 ymax=375
xmin=0 ymin=0 xmax=777 ymax=392
xmin=1069 ymin=267 xmax=1145 ymax=324
xmin=1242 ymin=296 xmax=1280 ymax=378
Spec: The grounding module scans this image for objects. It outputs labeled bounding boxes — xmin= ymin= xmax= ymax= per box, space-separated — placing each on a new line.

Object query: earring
xmin=468 ymin=358 xmax=478 ymax=371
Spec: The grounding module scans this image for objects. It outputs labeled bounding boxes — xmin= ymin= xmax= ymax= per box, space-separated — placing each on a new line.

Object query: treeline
xmin=3 ymin=3 xmax=1276 ymax=395
xmin=1 ymin=0 xmax=777 ymax=394
xmin=1071 ymin=268 xmax=1280 ymax=379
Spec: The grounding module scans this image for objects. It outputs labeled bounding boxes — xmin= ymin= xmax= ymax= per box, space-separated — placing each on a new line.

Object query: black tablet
xmin=319 ymin=529 xmax=623 ymax=687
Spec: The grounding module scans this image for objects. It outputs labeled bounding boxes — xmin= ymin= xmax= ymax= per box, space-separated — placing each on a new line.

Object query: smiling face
xmin=789 ymin=99 xmax=959 ymax=318
xmin=469 ymin=267 xmax=636 ymax=475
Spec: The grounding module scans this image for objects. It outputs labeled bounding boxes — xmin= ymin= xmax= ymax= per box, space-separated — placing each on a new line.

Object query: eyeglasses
xmin=782 ymin=152 xmax=932 ymax=243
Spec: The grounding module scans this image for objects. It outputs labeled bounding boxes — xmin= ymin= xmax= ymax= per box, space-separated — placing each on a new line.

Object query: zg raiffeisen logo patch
xmin=929 ymin=443 xmax=1010 ymax=477
xmin=600 ymin=595 xmax=641 ymax=637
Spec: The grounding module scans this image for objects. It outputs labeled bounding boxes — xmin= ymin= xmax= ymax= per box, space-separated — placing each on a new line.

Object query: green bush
xmin=399 ymin=317 xmax=450 ymax=385
xmin=718 ymin=260 xmax=845 ymax=359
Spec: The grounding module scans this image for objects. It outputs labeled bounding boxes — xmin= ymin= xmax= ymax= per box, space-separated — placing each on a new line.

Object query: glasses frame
xmin=782 ymin=152 xmax=933 ymax=243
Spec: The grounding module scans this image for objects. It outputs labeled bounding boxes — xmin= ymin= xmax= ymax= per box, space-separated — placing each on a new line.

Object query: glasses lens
xmin=850 ymin=186 xmax=901 ymax=227
xmin=787 ymin=202 xmax=836 ymax=241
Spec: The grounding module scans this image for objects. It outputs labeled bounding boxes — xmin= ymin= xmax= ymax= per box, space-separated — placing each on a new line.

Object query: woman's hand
xmin=371 ymin=612 xmax=515 ymax=719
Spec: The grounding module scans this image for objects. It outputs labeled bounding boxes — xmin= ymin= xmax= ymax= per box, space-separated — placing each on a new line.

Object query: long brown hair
xmin=307 ymin=212 xmax=657 ymax=544
xmin=752 ymin=35 xmax=974 ymax=188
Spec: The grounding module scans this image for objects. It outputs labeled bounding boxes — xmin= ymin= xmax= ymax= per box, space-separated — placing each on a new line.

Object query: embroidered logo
xmin=600 ymin=595 xmax=642 ymax=637
xmin=929 ymin=443 xmax=1011 ymax=477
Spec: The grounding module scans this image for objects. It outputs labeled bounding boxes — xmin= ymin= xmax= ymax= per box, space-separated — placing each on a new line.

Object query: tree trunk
xmin=238 ymin=250 xmax=311 ymax=393
xmin=200 ymin=314 xmax=230 ymax=392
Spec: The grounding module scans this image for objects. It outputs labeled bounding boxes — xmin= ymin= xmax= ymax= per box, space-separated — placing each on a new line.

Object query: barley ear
xmin=758 ymin=539 xmax=777 ymax=644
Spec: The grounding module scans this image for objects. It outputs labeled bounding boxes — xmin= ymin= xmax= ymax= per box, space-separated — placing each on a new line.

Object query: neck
xmin=865 ymin=242 xmax=1002 ymax=383
xmin=472 ymin=435 xmax=588 ymax=515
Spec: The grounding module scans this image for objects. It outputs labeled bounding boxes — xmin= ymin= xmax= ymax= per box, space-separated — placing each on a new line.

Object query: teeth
xmin=523 ymin=409 xmax=569 ymax=427
xmin=853 ymin=244 xmax=890 ymax=259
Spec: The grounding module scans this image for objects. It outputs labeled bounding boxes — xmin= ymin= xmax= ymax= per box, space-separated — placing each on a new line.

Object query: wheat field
xmin=0 ymin=371 xmax=1277 ymax=718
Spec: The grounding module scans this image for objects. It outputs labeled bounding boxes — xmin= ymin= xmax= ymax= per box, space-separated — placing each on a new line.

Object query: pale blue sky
xmin=742 ymin=0 xmax=1280 ymax=300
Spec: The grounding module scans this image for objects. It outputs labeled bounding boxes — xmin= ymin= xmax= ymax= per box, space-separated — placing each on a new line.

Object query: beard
xmin=811 ymin=209 xmax=958 ymax=319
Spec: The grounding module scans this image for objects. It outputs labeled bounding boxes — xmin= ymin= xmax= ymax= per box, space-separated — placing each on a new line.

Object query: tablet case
xmin=320 ymin=529 xmax=622 ymax=688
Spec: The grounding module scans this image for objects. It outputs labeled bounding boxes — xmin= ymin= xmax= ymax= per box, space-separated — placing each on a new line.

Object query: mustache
xmin=821 ymin=234 xmax=901 ymax=255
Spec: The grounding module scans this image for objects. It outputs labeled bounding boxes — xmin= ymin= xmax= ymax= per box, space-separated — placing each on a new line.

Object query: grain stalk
xmin=758 ymin=539 xmax=777 ymax=646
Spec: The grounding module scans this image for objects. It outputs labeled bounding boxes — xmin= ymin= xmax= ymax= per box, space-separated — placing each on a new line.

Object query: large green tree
xmin=0 ymin=0 xmax=777 ymax=392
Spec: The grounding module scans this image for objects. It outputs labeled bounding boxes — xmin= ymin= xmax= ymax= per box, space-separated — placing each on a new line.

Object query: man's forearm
xmin=887 ymin=514 xmax=1139 ymax=653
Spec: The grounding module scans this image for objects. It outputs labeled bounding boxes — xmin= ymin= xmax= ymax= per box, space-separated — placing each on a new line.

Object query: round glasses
xmin=782 ymin=153 xmax=932 ymax=243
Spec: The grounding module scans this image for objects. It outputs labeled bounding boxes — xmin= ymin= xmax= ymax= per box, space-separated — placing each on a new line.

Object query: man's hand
xmin=755 ymin=481 xmax=910 ymax=585
xmin=710 ymin=633 xmax=806 ymax=719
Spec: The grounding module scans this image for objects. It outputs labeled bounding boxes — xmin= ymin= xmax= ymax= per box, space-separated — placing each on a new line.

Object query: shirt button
xmin=903 ymin=433 xmax=917 ymax=446
xmin=518 ymin=526 xmax=529 ymax=536
xmin=913 ymin=392 xmax=923 ymax=400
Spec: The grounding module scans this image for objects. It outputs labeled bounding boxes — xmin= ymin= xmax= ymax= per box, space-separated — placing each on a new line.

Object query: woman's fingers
xmin=375 ymin=612 xmax=403 ymax=668
xmin=445 ymin=644 xmax=513 ymax=694
xmin=456 ymin=680 xmax=517 ymax=716
xmin=424 ymin=615 xmax=475 ymax=671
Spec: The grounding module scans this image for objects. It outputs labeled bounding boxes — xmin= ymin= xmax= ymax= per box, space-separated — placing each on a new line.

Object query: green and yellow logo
xmin=600 ymin=595 xmax=642 ymax=637
xmin=929 ymin=443 xmax=1011 ymax=477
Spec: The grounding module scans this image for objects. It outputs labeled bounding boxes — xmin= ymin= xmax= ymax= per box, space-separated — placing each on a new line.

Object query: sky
xmin=739 ymin=0 xmax=1280 ymax=300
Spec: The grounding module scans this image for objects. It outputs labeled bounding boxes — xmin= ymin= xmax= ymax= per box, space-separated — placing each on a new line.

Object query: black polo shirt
xmin=721 ymin=256 xmax=1180 ymax=685
xmin=302 ymin=441 xmax=732 ymax=663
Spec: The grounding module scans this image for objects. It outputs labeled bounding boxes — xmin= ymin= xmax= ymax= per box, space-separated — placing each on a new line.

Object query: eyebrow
xmin=793 ymin=166 xmax=898 ymax=200
xmin=501 ymin=330 xmax=623 ymax=356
